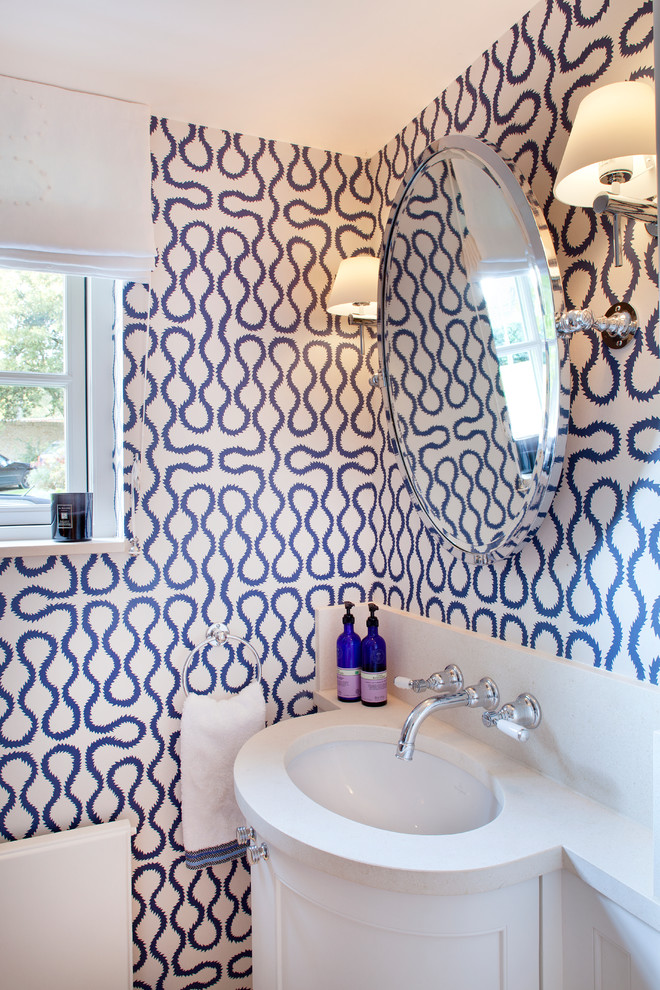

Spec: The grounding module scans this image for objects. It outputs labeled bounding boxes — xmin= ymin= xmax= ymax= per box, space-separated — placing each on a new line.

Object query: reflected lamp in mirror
xmin=327 ymin=255 xmax=378 ymax=354
xmin=554 ymin=80 xmax=657 ymax=267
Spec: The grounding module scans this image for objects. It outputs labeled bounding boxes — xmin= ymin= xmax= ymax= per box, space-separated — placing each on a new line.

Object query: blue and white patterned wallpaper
xmin=373 ymin=0 xmax=659 ymax=682
xmin=0 ymin=0 xmax=657 ymax=988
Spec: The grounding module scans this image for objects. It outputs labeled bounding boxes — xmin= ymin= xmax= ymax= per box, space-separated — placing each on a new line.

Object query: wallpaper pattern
xmin=0 ymin=0 xmax=657 ymax=988
xmin=373 ymin=0 xmax=659 ymax=682
xmin=1 ymin=126 xmax=378 ymax=989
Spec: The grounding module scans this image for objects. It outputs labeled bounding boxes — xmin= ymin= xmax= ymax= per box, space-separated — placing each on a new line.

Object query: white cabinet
xmin=252 ymin=847 xmax=540 ymax=990
xmin=252 ymin=858 xmax=660 ymax=990
xmin=557 ymin=872 xmax=660 ymax=990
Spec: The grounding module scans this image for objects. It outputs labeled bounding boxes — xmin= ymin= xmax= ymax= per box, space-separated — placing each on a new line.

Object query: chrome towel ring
xmin=181 ymin=622 xmax=262 ymax=697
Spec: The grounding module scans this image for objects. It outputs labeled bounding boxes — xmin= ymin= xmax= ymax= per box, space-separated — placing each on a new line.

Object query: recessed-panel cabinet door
xmin=561 ymin=872 xmax=660 ymax=990
xmin=252 ymin=847 xmax=540 ymax=990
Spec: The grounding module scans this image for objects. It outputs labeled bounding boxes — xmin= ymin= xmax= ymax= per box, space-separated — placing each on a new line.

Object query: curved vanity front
xmin=234 ymin=699 xmax=658 ymax=990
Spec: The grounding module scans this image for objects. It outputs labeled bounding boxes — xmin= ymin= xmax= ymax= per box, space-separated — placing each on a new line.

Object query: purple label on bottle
xmin=337 ymin=667 xmax=361 ymax=700
xmin=360 ymin=670 xmax=387 ymax=704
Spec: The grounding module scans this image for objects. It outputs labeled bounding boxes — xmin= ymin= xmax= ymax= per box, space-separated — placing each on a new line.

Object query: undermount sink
xmin=286 ymin=735 xmax=500 ymax=834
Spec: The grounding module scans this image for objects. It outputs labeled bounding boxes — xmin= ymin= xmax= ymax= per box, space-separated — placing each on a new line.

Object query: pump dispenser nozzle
xmin=342 ymin=601 xmax=356 ymax=624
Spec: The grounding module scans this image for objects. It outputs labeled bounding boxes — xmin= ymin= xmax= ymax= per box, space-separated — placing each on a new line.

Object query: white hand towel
xmin=180 ymin=680 xmax=265 ymax=869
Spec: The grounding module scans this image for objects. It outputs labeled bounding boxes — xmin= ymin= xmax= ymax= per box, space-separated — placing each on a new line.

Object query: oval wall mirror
xmin=379 ymin=135 xmax=570 ymax=563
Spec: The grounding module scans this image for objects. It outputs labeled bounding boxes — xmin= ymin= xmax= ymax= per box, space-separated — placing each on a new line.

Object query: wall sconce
xmin=554 ymin=79 xmax=657 ymax=268
xmin=326 ymin=255 xmax=379 ymax=354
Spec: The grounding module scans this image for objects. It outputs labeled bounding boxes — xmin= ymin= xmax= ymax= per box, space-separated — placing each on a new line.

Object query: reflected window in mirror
xmin=480 ymin=273 xmax=545 ymax=479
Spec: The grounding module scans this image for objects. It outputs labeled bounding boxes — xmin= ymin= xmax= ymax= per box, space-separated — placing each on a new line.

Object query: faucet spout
xmin=395 ymin=678 xmax=499 ymax=761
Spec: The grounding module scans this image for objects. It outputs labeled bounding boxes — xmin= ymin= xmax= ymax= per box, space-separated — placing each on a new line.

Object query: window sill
xmin=0 ymin=537 xmax=129 ymax=558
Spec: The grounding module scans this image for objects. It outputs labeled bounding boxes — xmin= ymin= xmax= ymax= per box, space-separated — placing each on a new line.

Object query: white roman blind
xmin=0 ymin=75 xmax=155 ymax=281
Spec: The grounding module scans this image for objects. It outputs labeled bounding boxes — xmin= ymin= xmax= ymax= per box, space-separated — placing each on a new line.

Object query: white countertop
xmin=234 ymin=694 xmax=659 ymax=931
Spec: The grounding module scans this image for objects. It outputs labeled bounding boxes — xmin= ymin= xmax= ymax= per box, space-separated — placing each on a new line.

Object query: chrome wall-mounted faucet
xmin=395 ymin=675 xmax=499 ymax=761
xmin=482 ymin=693 xmax=542 ymax=742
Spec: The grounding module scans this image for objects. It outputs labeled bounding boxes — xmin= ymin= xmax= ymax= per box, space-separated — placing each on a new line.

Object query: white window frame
xmin=0 ymin=274 xmax=121 ymax=544
xmin=87 ymin=279 xmax=122 ymax=541
xmin=482 ymin=272 xmax=546 ymax=440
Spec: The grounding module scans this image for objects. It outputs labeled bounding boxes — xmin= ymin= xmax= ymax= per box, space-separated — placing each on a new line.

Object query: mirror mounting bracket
xmin=557 ymin=301 xmax=638 ymax=350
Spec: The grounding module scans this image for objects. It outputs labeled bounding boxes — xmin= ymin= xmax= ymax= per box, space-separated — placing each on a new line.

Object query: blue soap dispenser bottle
xmin=361 ymin=602 xmax=387 ymax=707
xmin=336 ymin=601 xmax=361 ymax=703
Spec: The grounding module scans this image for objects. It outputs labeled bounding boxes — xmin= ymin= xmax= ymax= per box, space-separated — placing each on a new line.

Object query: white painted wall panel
xmin=0 ymin=820 xmax=133 ymax=990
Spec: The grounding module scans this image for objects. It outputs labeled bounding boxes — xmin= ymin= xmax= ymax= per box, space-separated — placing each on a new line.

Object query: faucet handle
xmin=482 ymin=693 xmax=542 ymax=741
xmin=496 ymin=720 xmax=530 ymax=742
xmin=394 ymin=664 xmax=463 ymax=694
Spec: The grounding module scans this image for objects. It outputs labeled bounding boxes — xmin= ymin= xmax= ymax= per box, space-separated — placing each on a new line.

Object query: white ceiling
xmin=2 ymin=0 xmax=537 ymax=158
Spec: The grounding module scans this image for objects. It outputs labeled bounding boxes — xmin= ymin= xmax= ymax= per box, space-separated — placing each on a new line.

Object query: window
xmin=0 ymin=269 xmax=120 ymax=542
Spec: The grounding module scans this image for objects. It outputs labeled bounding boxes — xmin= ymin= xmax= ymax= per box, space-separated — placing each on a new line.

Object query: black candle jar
xmin=51 ymin=493 xmax=93 ymax=542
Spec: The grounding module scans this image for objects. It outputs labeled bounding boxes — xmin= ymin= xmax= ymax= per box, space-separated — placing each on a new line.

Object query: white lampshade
xmin=554 ymin=80 xmax=657 ymax=208
xmin=327 ymin=255 xmax=378 ymax=318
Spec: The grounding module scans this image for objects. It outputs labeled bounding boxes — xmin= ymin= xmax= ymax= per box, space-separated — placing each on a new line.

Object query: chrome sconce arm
xmin=557 ymin=301 xmax=638 ymax=350
xmin=347 ymin=313 xmax=377 ymax=355
xmin=593 ymin=193 xmax=658 ymax=268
